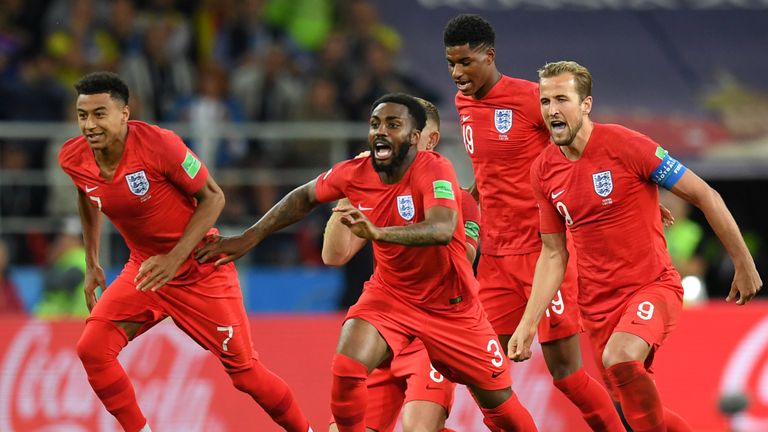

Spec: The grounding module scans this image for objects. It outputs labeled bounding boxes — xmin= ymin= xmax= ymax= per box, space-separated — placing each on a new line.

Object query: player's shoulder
xmin=594 ymin=123 xmax=649 ymax=141
xmin=128 ymin=120 xmax=179 ymax=145
xmin=416 ymin=150 xmax=451 ymax=167
xmin=501 ymin=75 xmax=539 ymax=92
xmin=531 ymin=142 xmax=560 ymax=174
xmin=58 ymin=135 xmax=88 ymax=171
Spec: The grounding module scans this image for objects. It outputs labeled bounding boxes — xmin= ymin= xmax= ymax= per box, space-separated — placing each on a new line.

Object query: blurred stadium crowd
xmin=1 ymin=0 xmax=766 ymax=317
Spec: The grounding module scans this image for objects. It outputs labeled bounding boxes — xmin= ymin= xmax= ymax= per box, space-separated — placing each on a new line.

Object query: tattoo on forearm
xmin=248 ymin=184 xmax=316 ymax=241
xmin=378 ymin=220 xmax=452 ymax=246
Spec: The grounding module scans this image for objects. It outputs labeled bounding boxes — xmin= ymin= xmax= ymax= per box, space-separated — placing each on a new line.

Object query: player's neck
xmin=473 ymin=69 xmax=502 ymax=100
xmin=560 ymin=119 xmax=594 ymax=161
xmin=93 ymin=130 xmax=128 ymax=177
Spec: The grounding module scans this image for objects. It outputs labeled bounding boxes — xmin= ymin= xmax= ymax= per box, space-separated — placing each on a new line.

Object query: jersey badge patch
xmin=397 ymin=195 xmax=415 ymax=221
xmin=433 ymin=180 xmax=455 ymax=200
xmin=182 ymin=151 xmax=202 ymax=179
xmin=592 ymin=170 xmax=613 ymax=197
xmin=125 ymin=170 xmax=150 ymax=196
xmin=494 ymin=109 xmax=513 ymax=134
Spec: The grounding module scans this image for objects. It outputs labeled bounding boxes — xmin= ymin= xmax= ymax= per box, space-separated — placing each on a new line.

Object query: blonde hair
xmin=415 ymin=97 xmax=440 ymax=129
xmin=538 ymin=61 xmax=593 ymax=101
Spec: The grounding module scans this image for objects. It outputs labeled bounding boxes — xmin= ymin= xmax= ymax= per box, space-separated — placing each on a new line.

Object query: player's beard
xmin=371 ymin=142 xmax=411 ymax=176
xmin=553 ymin=117 xmax=583 ymax=147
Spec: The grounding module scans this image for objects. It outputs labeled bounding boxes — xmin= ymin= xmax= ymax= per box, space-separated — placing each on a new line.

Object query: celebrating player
xmin=59 ymin=72 xmax=311 ymax=432
xmin=197 ymin=93 xmax=537 ymax=432
xmin=325 ymin=98 xmax=477 ymax=432
xmin=509 ymin=60 xmax=762 ymax=432
xmin=444 ymin=14 xmax=623 ymax=430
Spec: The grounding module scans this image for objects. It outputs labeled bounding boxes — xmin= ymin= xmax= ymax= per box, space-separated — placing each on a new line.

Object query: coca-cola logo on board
xmin=720 ymin=315 xmax=768 ymax=432
xmin=0 ymin=321 xmax=226 ymax=432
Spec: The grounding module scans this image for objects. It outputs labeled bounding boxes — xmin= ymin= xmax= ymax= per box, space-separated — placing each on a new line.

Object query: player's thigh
xmin=476 ymin=254 xmax=529 ymax=336
xmin=159 ymin=268 xmax=256 ymax=371
xmin=365 ymin=368 xmax=406 ymax=432
xmin=401 ymin=346 xmax=455 ymax=416
xmin=421 ymin=300 xmax=510 ymax=392
xmin=401 ymin=400 xmax=448 ymax=432
xmin=89 ymin=264 xmax=167 ymax=338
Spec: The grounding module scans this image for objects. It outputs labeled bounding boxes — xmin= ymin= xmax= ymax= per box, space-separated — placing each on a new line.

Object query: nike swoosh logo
xmin=85 ymin=185 xmax=99 ymax=193
xmin=358 ymin=203 xmax=373 ymax=211
xmin=461 ymin=115 xmax=471 ymax=122
xmin=491 ymin=370 xmax=503 ymax=378
xmin=551 ymin=190 xmax=565 ymax=200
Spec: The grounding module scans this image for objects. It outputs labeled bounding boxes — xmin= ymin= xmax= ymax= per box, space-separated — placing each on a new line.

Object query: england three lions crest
xmin=397 ymin=195 xmax=415 ymax=221
xmin=592 ymin=170 xmax=613 ymax=197
xmin=494 ymin=109 xmax=513 ymax=134
xmin=125 ymin=170 xmax=150 ymax=196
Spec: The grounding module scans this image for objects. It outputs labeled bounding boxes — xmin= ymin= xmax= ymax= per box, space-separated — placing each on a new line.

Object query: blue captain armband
xmin=650 ymin=152 xmax=687 ymax=190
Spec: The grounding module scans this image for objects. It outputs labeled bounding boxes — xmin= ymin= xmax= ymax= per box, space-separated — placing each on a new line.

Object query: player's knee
xmin=77 ymin=320 xmax=125 ymax=367
xmin=228 ymin=359 xmax=268 ymax=394
xmin=602 ymin=345 xmax=640 ymax=369
xmin=330 ymin=353 xmax=368 ymax=396
xmin=331 ymin=353 xmax=368 ymax=380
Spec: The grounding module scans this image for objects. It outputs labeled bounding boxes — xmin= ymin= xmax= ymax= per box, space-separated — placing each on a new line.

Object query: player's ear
xmin=428 ymin=130 xmax=440 ymax=150
xmin=121 ymin=104 xmax=130 ymax=124
xmin=486 ymin=46 xmax=496 ymax=64
xmin=410 ymin=129 xmax=421 ymax=146
xmin=581 ymin=96 xmax=593 ymax=116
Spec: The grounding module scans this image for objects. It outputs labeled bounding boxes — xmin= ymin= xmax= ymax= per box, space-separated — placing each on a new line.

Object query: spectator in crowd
xmin=0 ymin=239 xmax=24 ymax=314
xmin=120 ymin=17 xmax=195 ymax=121
xmin=171 ymin=61 xmax=246 ymax=169
xmin=44 ymin=0 xmax=118 ymax=87
xmin=36 ymin=216 xmax=89 ymax=319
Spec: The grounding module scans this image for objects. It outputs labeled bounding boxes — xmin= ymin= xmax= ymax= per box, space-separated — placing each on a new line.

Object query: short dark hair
xmin=74 ymin=71 xmax=129 ymax=105
xmin=443 ymin=14 xmax=495 ymax=49
xmin=371 ymin=93 xmax=427 ymax=131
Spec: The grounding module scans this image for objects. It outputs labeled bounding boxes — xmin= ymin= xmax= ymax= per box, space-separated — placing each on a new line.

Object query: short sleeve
xmin=623 ymin=134 xmax=687 ymax=190
xmin=530 ymin=160 xmax=565 ymax=234
xmin=460 ymin=189 xmax=480 ymax=249
xmin=314 ymin=161 xmax=350 ymax=203
xmin=413 ymin=156 xmax=460 ymax=212
xmin=155 ymin=130 xmax=209 ymax=196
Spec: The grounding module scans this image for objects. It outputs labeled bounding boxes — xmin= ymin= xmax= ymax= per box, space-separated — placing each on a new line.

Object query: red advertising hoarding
xmin=1 ymin=303 xmax=766 ymax=431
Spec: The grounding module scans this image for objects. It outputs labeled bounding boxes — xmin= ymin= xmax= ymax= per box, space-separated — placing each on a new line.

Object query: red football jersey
xmin=460 ymin=189 xmax=480 ymax=250
xmin=455 ymin=75 xmax=550 ymax=255
xmin=315 ymin=152 xmax=478 ymax=310
xmin=59 ymin=120 xmax=218 ymax=285
xmin=530 ymin=123 xmax=681 ymax=318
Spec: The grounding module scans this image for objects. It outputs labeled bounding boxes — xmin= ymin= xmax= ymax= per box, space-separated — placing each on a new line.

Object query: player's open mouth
xmin=456 ymin=80 xmax=471 ymax=92
xmin=86 ymin=133 xmax=105 ymax=143
xmin=374 ymin=142 xmax=393 ymax=160
xmin=550 ymin=120 xmax=567 ymax=133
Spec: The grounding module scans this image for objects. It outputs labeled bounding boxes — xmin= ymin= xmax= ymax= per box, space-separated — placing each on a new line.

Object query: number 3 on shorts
xmin=636 ymin=301 xmax=655 ymax=321
xmin=487 ymin=339 xmax=504 ymax=367
xmin=216 ymin=325 xmax=233 ymax=352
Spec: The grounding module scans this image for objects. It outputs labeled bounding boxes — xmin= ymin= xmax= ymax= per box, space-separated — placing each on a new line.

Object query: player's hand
xmin=333 ymin=204 xmax=380 ymax=240
xmin=354 ymin=151 xmax=370 ymax=159
xmin=726 ymin=265 xmax=763 ymax=305
xmin=507 ymin=324 xmax=536 ymax=362
xmin=135 ymin=254 xmax=185 ymax=292
xmin=84 ymin=264 xmax=106 ymax=311
xmin=195 ymin=234 xmax=253 ymax=266
xmin=659 ymin=204 xmax=674 ymax=227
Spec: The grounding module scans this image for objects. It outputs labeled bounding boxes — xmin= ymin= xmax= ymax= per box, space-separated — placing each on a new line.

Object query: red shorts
xmin=88 ymin=260 xmax=256 ymax=371
xmin=477 ymin=251 xmax=581 ymax=342
xmin=347 ymin=282 xmax=511 ymax=391
xmin=583 ymin=270 xmax=683 ymax=398
xmin=364 ymin=339 xmax=455 ymax=432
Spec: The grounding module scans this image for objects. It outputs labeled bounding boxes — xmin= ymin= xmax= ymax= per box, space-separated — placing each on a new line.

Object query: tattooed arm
xmin=196 ymin=179 xmax=320 ymax=265
xmin=334 ymin=204 xmax=457 ymax=246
